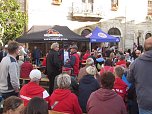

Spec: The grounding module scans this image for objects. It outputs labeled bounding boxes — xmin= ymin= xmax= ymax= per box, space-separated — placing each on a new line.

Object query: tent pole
xmin=89 ymin=42 xmax=91 ymax=53
xmin=45 ymin=42 xmax=48 ymax=54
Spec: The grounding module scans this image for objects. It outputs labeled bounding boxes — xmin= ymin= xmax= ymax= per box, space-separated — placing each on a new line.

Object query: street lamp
xmin=0 ymin=24 xmax=4 ymax=46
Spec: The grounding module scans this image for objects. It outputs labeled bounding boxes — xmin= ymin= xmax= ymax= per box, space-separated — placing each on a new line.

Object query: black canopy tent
xmin=17 ymin=25 xmax=88 ymax=43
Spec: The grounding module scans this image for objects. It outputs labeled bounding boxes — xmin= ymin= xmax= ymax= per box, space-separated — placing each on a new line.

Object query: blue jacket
xmin=33 ymin=48 xmax=41 ymax=59
xmin=78 ymin=75 xmax=100 ymax=112
xmin=127 ymin=50 xmax=152 ymax=110
xmin=122 ymin=74 xmax=131 ymax=88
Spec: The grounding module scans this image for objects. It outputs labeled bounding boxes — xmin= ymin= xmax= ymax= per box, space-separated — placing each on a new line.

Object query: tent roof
xmin=17 ymin=25 xmax=88 ymax=43
xmin=87 ymin=27 xmax=120 ymax=42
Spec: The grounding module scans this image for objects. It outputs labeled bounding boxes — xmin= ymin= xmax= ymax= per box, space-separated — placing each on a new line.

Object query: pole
xmin=124 ymin=3 xmax=127 ymax=52
xmin=89 ymin=42 xmax=91 ymax=53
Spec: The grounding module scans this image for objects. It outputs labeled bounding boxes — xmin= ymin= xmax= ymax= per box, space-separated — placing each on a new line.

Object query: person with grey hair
xmin=127 ymin=37 xmax=152 ymax=114
xmin=54 ymin=71 xmax=79 ymax=95
xmin=0 ymin=41 xmax=20 ymax=99
xmin=50 ymin=42 xmax=59 ymax=50
xmin=78 ymin=66 xmax=100 ymax=113
xmin=20 ymin=69 xmax=49 ymax=106
xmin=57 ymin=73 xmax=71 ymax=89
xmin=48 ymin=73 xmax=82 ymax=114
xmin=46 ymin=42 xmax=61 ymax=94
xmin=78 ymin=58 xmax=96 ymax=82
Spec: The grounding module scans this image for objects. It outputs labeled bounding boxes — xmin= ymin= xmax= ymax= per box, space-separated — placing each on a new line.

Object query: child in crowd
xmin=113 ymin=66 xmax=128 ymax=100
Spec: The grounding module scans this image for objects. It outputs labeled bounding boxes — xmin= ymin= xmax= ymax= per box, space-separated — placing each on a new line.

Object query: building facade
xmin=19 ymin=0 xmax=152 ymax=51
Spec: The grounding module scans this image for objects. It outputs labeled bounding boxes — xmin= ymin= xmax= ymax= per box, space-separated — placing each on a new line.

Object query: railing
xmin=71 ymin=2 xmax=102 ymax=18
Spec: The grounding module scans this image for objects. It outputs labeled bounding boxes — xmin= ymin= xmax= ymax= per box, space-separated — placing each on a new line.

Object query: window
xmin=148 ymin=0 xmax=152 ymax=16
xmin=81 ymin=29 xmax=91 ymax=37
xmin=52 ymin=0 xmax=62 ymax=5
xmin=111 ymin=0 xmax=118 ymax=11
xmin=82 ymin=0 xmax=94 ymax=12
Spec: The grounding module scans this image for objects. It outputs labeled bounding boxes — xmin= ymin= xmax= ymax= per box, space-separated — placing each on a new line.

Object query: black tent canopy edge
xmin=16 ymin=25 xmax=89 ymax=43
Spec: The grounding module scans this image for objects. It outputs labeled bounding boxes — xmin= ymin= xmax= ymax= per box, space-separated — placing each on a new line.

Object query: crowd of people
xmin=0 ymin=37 xmax=152 ymax=114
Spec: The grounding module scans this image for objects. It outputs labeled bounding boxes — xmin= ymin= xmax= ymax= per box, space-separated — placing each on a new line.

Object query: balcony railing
xmin=71 ymin=2 xmax=102 ymax=21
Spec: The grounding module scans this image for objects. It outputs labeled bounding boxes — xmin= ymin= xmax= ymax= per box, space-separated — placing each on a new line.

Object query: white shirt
xmin=64 ymin=50 xmax=69 ymax=65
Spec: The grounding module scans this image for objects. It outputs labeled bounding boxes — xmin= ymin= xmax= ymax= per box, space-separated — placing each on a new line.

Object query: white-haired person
xmin=46 ymin=42 xmax=61 ymax=94
xmin=48 ymin=73 xmax=82 ymax=114
xmin=78 ymin=58 xmax=97 ymax=82
xmin=78 ymin=66 xmax=100 ymax=113
xmin=54 ymin=69 xmax=79 ymax=96
xmin=20 ymin=69 xmax=49 ymax=106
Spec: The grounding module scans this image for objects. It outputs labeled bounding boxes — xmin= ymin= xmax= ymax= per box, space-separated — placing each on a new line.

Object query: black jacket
xmin=0 ymin=51 xmax=7 ymax=62
xmin=46 ymin=49 xmax=61 ymax=76
xmin=78 ymin=75 xmax=100 ymax=112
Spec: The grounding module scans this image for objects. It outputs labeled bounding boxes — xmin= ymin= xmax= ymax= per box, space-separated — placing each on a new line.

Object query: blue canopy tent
xmin=88 ymin=27 xmax=120 ymax=42
xmin=86 ymin=27 xmax=120 ymax=51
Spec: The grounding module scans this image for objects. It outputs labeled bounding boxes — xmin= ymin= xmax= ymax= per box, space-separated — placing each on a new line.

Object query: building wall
xmin=27 ymin=0 xmax=148 ymax=27
xmin=21 ymin=0 xmax=152 ymax=50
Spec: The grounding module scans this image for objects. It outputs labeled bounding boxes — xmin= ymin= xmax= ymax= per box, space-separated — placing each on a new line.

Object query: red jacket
xmin=49 ymin=89 xmax=82 ymax=114
xmin=42 ymin=57 xmax=47 ymax=66
xmin=100 ymin=66 xmax=114 ymax=75
xmin=20 ymin=82 xmax=49 ymax=106
xmin=113 ymin=77 xmax=128 ymax=99
xmin=82 ymin=53 xmax=90 ymax=61
xmin=70 ymin=53 xmax=80 ymax=76
xmin=116 ymin=60 xmax=126 ymax=67
xmin=20 ymin=62 xmax=33 ymax=78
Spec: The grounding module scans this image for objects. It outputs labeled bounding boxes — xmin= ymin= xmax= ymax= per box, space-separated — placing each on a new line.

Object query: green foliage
xmin=0 ymin=0 xmax=27 ymax=44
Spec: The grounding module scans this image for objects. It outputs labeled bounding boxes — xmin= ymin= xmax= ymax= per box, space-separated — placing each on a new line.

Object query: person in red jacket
xmin=113 ymin=66 xmax=128 ymax=100
xmin=116 ymin=55 xmax=126 ymax=67
xmin=42 ymin=53 xmax=48 ymax=67
xmin=69 ymin=45 xmax=80 ymax=77
xmin=100 ymin=58 xmax=114 ymax=75
xmin=48 ymin=73 xmax=82 ymax=114
xmin=82 ymin=50 xmax=90 ymax=63
xmin=20 ymin=57 xmax=33 ymax=78
xmin=87 ymin=72 xmax=127 ymax=114
xmin=20 ymin=69 xmax=49 ymax=106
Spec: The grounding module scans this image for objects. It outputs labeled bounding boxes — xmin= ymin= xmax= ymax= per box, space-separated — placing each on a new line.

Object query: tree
xmin=0 ymin=0 xmax=27 ymax=44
